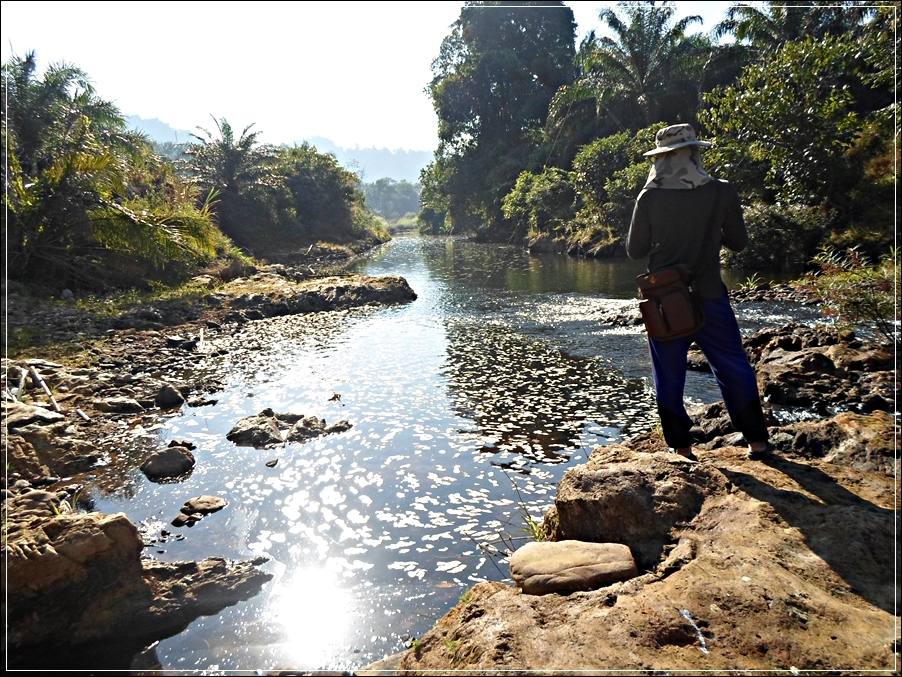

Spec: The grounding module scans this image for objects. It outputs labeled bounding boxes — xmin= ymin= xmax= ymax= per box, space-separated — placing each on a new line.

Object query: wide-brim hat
xmin=643 ymin=123 xmax=713 ymax=157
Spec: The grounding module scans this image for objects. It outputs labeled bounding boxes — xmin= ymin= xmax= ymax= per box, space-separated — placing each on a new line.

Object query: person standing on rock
xmin=626 ymin=123 xmax=770 ymax=461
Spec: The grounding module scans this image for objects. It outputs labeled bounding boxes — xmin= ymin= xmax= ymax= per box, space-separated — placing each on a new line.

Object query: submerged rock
xmin=510 ymin=541 xmax=638 ymax=595
xmin=226 ymin=408 xmax=352 ymax=448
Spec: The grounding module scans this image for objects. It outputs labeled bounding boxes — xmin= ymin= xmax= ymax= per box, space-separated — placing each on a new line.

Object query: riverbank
xmin=3 ymin=261 xmax=416 ymax=666
xmin=378 ymin=322 xmax=898 ymax=673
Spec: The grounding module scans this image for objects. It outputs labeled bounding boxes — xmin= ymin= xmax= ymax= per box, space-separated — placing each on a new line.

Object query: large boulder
xmin=139 ymin=447 xmax=195 ymax=481
xmin=545 ymin=444 xmax=726 ymax=569
xmin=510 ymin=541 xmax=638 ymax=595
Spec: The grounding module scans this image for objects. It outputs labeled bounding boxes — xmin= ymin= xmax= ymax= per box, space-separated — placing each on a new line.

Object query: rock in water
xmin=183 ymin=495 xmax=227 ymax=514
xmin=510 ymin=541 xmax=638 ymax=595
xmin=155 ymin=384 xmax=186 ymax=409
xmin=140 ymin=447 xmax=196 ymax=481
xmin=226 ymin=409 xmax=352 ymax=448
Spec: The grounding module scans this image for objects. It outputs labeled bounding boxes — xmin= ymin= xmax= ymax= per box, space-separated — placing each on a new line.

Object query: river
xmin=91 ymin=235 xmax=819 ymax=671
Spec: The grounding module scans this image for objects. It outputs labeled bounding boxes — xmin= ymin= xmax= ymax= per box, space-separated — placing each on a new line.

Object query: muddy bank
xmin=395 ymin=410 xmax=898 ymax=673
xmin=2 ymin=271 xmax=416 ymax=665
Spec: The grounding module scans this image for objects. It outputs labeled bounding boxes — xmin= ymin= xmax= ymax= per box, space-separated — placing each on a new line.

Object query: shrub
xmin=791 ymin=246 xmax=898 ymax=345
xmin=721 ymin=202 xmax=835 ymax=272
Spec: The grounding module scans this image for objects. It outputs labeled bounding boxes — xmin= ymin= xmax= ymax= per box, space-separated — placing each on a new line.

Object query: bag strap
xmin=688 ymin=180 xmax=722 ymax=277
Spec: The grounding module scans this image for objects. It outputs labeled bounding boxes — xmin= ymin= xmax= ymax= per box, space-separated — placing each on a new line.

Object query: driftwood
xmin=29 ymin=366 xmax=61 ymax=413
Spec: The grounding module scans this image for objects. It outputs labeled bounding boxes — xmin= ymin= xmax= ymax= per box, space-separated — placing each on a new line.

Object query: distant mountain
xmin=302 ymin=136 xmax=431 ymax=183
xmin=125 ymin=115 xmax=194 ymax=143
xmin=125 ymin=116 xmax=432 ymax=182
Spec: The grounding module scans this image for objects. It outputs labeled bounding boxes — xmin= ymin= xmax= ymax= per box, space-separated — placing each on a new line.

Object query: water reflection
xmin=442 ymin=321 xmax=654 ymax=463
xmin=269 ymin=566 xmax=356 ymax=668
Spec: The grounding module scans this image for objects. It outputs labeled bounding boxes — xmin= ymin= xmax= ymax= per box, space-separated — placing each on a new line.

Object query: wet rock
xmin=265 ymin=459 xmax=278 ymax=468
xmin=168 ymin=439 xmax=197 ymax=451
xmin=183 ymin=495 xmax=227 ymax=514
xmin=545 ymin=444 xmax=726 ymax=569
xmin=3 ymin=401 xmax=65 ymax=429
xmin=154 ymin=384 xmax=185 ymax=409
xmin=510 ymin=541 xmax=638 ymax=595
xmin=139 ymin=447 xmax=196 ymax=481
xmin=94 ymin=396 xmax=145 ymax=414
xmin=6 ymin=500 xmax=270 ymax=651
xmin=187 ymin=396 xmax=218 ymax=407
xmin=226 ymin=408 xmax=352 ymax=448
xmin=165 ymin=334 xmax=187 ymax=347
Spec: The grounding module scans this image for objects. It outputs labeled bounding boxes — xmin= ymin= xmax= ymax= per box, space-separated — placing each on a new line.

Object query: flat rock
xmin=510 ymin=541 xmax=637 ymax=595
xmin=183 ymin=495 xmax=227 ymax=514
xmin=3 ymin=401 xmax=65 ymax=429
xmin=94 ymin=396 xmax=145 ymax=414
xmin=140 ymin=447 xmax=195 ymax=480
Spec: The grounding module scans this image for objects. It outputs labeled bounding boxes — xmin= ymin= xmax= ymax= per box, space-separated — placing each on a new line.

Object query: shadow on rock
xmin=721 ymin=457 xmax=896 ymax=614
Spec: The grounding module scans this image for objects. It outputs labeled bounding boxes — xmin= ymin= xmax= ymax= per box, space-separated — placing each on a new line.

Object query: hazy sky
xmin=1 ymin=1 xmax=734 ymax=150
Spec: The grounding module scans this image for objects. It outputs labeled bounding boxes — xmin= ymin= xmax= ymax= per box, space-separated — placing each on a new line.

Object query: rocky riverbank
xmin=380 ymin=321 xmax=898 ymax=674
xmin=2 ymin=270 xmax=417 ymax=666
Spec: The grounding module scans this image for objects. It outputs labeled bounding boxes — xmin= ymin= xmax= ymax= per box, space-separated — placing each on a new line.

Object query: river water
xmin=91 ymin=235 xmax=817 ymax=671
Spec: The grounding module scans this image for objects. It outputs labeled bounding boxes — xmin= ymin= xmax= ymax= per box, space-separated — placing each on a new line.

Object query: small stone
xmin=168 ymin=439 xmax=197 ymax=451
xmin=165 ymin=334 xmax=187 ymax=347
xmin=171 ymin=513 xmax=191 ymax=527
xmin=94 ymin=396 xmax=145 ymax=414
xmin=155 ymin=384 xmax=186 ymax=409
xmin=265 ymin=459 xmax=278 ymax=468
xmin=183 ymin=495 xmax=227 ymax=515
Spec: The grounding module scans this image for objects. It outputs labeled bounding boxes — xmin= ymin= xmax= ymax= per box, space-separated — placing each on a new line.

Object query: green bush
xmin=791 ymin=246 xmax=898 ymax=345
xmin=721 ymin=202 xmax=835 ymax=272
xmin=501 ymin=167 xmax=577 ymax=240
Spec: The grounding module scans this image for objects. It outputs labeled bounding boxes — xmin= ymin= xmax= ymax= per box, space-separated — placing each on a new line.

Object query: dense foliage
xmin=421 ymin=1 xmax=897 ymax=275
xmin=2 ymin=52 xmax=232 ymax=288
xmin=2 ymin=52 xmax=389 ymax=290
xmin=361 ymin=178 xmax=421 ymax=222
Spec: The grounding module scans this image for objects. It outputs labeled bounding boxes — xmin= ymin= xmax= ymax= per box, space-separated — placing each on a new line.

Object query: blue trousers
xmin=648 ymin=294 xmax=768 ymax=448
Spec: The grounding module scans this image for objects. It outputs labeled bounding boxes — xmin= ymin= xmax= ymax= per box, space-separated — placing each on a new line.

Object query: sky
xmin=1 ymin=1 xmax=735 ymax=151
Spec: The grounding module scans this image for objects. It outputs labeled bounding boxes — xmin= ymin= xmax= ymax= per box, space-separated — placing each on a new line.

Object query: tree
xmin=549 ymin=1 xmax=705 ymax=139
xmin=426 ymin=1 xmax=576 ymax=234
xmin=713 ymin=1 xmax=874 ymax=51
xmin=3 ymin=51 xmax=217 ymax=285
xmin=183 ymin=117 xmax=281 ymax=246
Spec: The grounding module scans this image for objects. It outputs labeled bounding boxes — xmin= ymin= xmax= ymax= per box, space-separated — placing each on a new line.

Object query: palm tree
xmin=713 ymin=1 xmax=874 ymax=50
xmin=3 ymin=51 xmax=216 ymax=284
xmin=183 ymin=117 xmax=280 ymax=245
xmin=549 ymin=1 xmax=704 ymax=135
